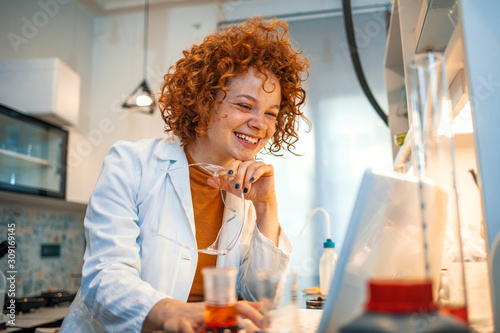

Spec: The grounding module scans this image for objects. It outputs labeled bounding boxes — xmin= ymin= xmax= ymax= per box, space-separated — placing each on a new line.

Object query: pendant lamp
xmin=122 ymin=0 xmax=155 ymax=114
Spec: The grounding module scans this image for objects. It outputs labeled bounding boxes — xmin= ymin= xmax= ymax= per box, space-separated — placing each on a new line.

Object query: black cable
xmin=342 ymin=0 xmax=389 ymax=126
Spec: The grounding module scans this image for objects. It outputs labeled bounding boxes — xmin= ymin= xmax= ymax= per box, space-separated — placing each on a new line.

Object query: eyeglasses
xmin=155 ymin=163 xmax=246 ymax=255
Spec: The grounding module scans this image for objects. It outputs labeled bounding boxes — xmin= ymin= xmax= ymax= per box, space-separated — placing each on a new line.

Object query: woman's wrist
xmin=253 ymin=200 xmax=280 ymax=246
xmin=142 ymin=298 xmax=169 ymax=332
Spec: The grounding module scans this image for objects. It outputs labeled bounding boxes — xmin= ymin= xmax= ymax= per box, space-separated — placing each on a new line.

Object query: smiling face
xmin=186 ymin=68 xmax=281 ymax=166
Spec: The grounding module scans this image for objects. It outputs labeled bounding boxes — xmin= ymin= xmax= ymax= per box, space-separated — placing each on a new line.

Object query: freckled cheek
xmin=268 ymin=121 xmax=277 ymax=134
xmin=264 ymin=124 xmax=277 ymax=142
xmin=227 ymin=112 xmax=251 ymax=123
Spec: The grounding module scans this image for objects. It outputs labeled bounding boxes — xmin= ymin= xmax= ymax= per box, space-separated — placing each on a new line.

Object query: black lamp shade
xmin=122 ymin=79 xmax=156 ymax=114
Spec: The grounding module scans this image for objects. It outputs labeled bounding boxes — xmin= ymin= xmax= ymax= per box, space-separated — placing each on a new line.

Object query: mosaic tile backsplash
xmin=0 ymin=203 xmax=85 ymax=297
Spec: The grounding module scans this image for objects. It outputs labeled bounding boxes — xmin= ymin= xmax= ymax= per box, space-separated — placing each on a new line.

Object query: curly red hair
xmin=159 ymin=16 xmax=310 ymax=156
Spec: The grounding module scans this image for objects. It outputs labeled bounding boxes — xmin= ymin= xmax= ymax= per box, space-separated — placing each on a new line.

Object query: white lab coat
xmin=60 ymin=135 xmax=292 ymax=333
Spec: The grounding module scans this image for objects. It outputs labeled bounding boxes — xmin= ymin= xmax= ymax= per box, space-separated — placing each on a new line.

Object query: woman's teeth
xmin=236 ymin=133 xmax=258 ymax=144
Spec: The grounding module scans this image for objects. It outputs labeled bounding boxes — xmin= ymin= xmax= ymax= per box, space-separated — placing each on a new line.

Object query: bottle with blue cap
xmin=300 ymin=208 xmax=338 ymax=297
xmin=319 ymin=237 xmax=337 ymax=296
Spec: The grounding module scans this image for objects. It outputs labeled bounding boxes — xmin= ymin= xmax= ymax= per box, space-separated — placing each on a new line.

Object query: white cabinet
xmin=0 ymin=58 xmax=80 ymax=127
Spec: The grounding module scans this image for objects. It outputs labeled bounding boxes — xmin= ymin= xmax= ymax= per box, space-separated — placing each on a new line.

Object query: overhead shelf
xmin=385 ymin=0 xmax=469 ymax=166
xmin=415 ymin=0 xmax=458 ymax=53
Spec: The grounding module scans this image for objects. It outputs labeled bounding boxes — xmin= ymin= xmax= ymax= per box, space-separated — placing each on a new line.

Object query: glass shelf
xmin=0 ymin=148 xmax=53 ymax=167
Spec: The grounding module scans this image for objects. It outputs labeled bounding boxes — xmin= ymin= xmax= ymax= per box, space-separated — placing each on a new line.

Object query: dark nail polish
xmin=250 ymin=177 xmax=255 ymax=182
xmin=235 ymin=184 xmax=240 ymax=189
xmin=228 ymin=170 xmax=233 ymax=175
xmin=244 ymin=188 xmax=248 ymax=193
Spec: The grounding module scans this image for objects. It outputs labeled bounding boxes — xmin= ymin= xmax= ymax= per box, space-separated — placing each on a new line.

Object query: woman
xmin=60 ymin=16 xmax=309 ymax=333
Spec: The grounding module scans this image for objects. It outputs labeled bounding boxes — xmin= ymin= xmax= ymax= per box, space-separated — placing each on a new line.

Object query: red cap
xmin=365 ymin=279 xmax=437 ymax=313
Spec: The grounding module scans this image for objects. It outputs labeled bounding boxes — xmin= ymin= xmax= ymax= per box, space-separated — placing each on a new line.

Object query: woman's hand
xmin=142 ymin=298 xmax=204 ymax=333
xmin=209 ymin=160 xmax=276 ymax=205
xmin=142 ymin=298 xmax=262 ymax=333
xmin=207 ymin=160 xmax=281 ymax=246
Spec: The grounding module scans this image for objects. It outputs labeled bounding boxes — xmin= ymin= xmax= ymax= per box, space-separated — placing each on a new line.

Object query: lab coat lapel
xmin=168 ymin=163 xmax=196 ymax=237
xmin=154 ymin=137 xmax=196 ymax=240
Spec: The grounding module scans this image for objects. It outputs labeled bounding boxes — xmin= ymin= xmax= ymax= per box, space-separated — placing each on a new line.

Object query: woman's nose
xmin=248 ymin=112 xmax=266 ymax=130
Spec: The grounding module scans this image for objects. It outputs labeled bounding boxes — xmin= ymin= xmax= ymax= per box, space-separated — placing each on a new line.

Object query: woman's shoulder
xmin=112 ymin=134 xmax=175 ymax=147
xmin=109 ymin=134 xmax=183 ymax=162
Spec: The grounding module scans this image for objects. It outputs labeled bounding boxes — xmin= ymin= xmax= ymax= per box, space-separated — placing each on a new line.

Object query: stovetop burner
xmin=6 ymin=297 xmax=47 ymax=313
xmin=40 ymin=291 xmax=76 ymax=306
xmin=5 ymin=291 xmax=76 ymax=313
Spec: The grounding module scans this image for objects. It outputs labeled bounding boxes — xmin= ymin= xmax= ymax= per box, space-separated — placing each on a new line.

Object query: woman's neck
xmin=184 ymin=144 xmax=233 ymax=167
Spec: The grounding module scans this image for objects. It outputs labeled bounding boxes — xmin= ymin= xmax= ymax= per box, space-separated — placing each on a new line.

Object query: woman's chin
xmin=232 ymin=152 xmax=258 ymax=161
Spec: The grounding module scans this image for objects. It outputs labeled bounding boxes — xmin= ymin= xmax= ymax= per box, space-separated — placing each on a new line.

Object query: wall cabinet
xmin=0 ymin=103 xmax=68 ymax=199
xmin=0 ymin=58 xmax=80 ymax=127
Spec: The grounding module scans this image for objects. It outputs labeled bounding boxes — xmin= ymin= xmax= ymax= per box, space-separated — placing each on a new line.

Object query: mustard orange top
xmin=185 ymin=151 xmax=224 ymax=302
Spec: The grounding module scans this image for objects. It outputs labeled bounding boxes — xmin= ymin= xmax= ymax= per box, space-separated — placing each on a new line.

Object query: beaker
xmin=202 ymin=267 xmax=238 ymax=333
xmin=409 ymin=51 xmax=468 ymax=323
xmin=256 ymin=270 xmax=302 ymax=333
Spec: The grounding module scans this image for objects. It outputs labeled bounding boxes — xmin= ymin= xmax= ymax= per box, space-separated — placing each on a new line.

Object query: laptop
xmin=282 ymin=168 xmax=447 ymax=332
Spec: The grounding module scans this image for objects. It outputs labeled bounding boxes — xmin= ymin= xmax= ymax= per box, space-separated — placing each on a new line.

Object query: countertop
xmin=0 ymin=191 xmax=87 ymax=213
xmin=2 ymin=303 xmax=70 ymax=332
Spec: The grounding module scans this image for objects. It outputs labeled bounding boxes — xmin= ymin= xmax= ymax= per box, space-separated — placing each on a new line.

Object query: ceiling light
xmin=122 ymin=0 xmax=155 ymax=114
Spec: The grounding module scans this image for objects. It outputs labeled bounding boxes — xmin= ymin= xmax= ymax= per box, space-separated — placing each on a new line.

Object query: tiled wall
xmin=0 ymin=203 xmax=85 ymax=297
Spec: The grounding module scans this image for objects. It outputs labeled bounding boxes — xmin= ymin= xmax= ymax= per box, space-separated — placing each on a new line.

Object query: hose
xmin=342 ymin=0 xmax=389 ymax=126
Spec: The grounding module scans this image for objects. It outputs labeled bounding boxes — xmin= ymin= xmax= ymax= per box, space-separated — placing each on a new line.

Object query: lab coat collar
xmin=153 ymin=134 xmax=186 ymax=166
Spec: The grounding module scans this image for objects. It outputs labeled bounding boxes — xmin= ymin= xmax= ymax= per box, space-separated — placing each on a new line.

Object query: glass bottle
xmin=339 ymin=280 xmax=469 ymax=333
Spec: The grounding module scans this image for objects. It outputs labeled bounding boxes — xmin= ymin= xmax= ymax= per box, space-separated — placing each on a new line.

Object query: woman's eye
xmin=237 ymin=103 xmax=252 ymax=110
xmin=266 ymin=112 xmax=278 ymax=118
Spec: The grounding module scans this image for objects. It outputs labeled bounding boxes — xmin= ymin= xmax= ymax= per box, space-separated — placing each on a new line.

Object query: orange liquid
xmin=204 ymin=303 xmax=239 ymax=333
xmin=439 ymin=305 xmax=469 ymax=323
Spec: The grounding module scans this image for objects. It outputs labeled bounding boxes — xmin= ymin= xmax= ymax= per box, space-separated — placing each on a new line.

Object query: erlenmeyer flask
xmin=409 ymin=51 xmax=468 ymax=323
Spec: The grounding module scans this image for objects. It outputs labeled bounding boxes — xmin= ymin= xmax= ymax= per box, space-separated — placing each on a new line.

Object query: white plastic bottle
xmin=319 ymin=238 xmax=337 ymax=296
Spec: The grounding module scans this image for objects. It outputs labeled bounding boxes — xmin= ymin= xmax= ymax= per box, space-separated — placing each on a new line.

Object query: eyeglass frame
xmin=155 ymin=163 xmax=246 ymax=255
